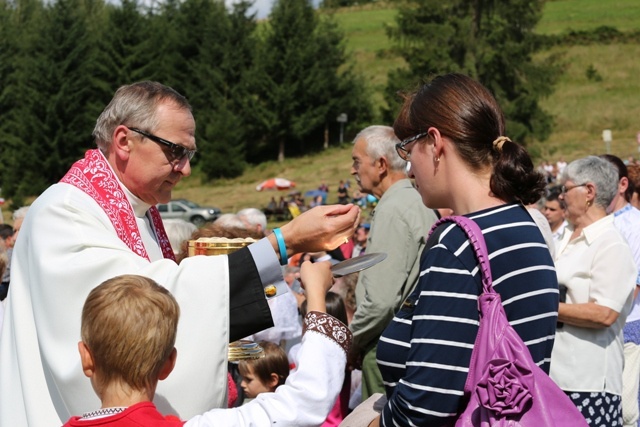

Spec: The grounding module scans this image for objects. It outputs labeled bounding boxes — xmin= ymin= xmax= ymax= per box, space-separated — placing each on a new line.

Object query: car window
xmin=157 ymin=204 xmax=168 ymax=213
xmin=173 ymin=204 xmax=187 ymax=213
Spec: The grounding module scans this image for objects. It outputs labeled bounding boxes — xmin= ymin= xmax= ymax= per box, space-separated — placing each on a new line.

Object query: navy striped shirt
xmin=377 ymin=203 xmax=559 ymax=426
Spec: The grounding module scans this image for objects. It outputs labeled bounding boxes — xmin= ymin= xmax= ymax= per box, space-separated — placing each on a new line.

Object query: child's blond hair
xmin=81 ymin=274 xmax=180 ymax=391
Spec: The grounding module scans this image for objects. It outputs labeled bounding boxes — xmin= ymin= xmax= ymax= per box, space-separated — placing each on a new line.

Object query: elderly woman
xmin=550 ymin=156 xmax=636 ymax=426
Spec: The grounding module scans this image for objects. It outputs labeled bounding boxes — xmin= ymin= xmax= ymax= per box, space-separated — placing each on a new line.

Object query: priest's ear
xmin=111 ymin=125 xmax=133 ymax=160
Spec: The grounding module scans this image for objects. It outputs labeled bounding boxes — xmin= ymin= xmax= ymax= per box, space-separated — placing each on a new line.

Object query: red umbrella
xmin=256 ymin=177 xmax=296 ymax=191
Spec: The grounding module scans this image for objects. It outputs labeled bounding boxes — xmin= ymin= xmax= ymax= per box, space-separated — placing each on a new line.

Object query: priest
xmin=0 ymin=81 xmax=359 ymax=427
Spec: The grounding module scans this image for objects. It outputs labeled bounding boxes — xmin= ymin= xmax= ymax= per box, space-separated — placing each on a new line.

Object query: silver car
xmin=157 ymin=199 xmax=221 ymax=227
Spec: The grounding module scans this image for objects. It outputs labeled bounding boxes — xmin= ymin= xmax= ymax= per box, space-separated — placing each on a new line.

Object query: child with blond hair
xmin=63 ymin=261 xmax=351 ymax=426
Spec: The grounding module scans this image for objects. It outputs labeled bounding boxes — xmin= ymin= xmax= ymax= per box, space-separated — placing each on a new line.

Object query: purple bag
xmin=431 ymin=216 xmax=587 ymax=427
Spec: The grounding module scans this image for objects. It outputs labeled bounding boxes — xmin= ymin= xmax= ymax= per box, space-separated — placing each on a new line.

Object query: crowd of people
xmin=1 ymin=75 xmax=640 ymax=427
xmin=262 ymin=179 xmax=379 ymax=223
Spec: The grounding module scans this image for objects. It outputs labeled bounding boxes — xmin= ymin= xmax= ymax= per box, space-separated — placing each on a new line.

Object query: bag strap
xmin=428 ymin=216 xmax=493 ymax=295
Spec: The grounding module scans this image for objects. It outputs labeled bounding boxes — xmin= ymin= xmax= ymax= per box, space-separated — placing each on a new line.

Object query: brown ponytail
xmin=393 ymin=73 xmax=545 ymax=204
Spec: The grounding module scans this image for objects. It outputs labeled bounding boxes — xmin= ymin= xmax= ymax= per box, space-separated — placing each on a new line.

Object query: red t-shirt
xmin=62 ymin=402 xmax=185 ymax=427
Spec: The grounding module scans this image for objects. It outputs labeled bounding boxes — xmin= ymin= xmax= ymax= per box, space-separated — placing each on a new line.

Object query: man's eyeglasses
xmin=129 ymin=127 xmax=196 ymax=163
xmin=395 ymin=132 xmax=427 ymax=161
xmin=560 ymin=183 xmax=587 ymax=194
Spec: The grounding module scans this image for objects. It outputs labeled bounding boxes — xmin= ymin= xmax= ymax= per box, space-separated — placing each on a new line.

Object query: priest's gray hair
xmin=92 ymin=81 xmax=192 ymax=152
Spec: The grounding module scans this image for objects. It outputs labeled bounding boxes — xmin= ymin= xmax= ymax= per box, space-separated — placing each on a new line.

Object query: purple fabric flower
xmin=476 ymin=358 xmax=533 ymax=416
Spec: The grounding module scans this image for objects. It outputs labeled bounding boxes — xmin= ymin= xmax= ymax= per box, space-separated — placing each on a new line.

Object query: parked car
xmin=157 ymin=199 xmax=221 ymax=227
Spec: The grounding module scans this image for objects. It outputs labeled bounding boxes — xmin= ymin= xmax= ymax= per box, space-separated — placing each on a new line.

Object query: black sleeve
xmin=227 ymin=247 xmax=274 ymax=342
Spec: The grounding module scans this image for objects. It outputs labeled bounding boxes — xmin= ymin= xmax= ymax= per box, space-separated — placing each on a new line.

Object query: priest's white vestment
xmin=0 ymin=177 xmax=280 ymax=426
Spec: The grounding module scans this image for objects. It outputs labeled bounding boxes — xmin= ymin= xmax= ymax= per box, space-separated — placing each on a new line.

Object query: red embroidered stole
xmin=60 ymin=149 xmax=176 ymax=262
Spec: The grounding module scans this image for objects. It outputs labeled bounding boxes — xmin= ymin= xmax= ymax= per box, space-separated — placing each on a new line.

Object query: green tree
xmin=250 ymin=0 xmax=372 ymax=162
xmin=385 ymin=0 xmax=560 ymax=143
xmin=0 ymin=0 xmax=50 ymax=206
xmin=38 ymin=0 xmax=110 ymax=183
xmin=184 ymin=0 xmax=257 ymax=179
xmin=136 ymin=0 xmax=188 ymax=93
xmin=0 ymin=0 xmax=112 ymax=204
xmin=97 ymin=0 xmax=150 ymax=86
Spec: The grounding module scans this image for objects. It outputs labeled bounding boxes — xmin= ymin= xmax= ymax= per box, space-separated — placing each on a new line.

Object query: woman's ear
xmin=78 ymin=341 xmax=95 ymax=378
xmin=159 ymin=348 xmax=177 ymax=381
xmin=426 ymin=127 xmax=444 ymax=159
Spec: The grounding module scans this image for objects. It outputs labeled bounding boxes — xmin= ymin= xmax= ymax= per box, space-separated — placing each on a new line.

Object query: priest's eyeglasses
xmin=395 ymin=132 xmax=427 ymax=161
xmin=129 ymin=127 xmax=196 ymax=163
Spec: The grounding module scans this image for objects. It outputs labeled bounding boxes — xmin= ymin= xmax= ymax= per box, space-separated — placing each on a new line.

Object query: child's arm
xmin=299 ymin=260 xmax=333 ymax=314
xmin=185 ymin=260 xmax=352 ymax=427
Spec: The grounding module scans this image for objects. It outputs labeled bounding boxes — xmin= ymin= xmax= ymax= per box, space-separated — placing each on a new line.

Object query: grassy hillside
xmin=4 ymin=0 xmax=640 ymax=224
xmin=172 ymin=144 xmax=357 ymax=224
xmin=330 ymin=0 xmax=640 ymax=164
xmin=530 ymin=43 xmax=640 ymax=162
xmin=537 ymin=0 xmax=640 ymax=34
xmin=529 ymin=0 xmax=640 ymax=162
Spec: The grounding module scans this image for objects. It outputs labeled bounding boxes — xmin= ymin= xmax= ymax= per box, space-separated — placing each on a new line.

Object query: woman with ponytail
xmin=366 ymin=74 xmax=561 ymax=426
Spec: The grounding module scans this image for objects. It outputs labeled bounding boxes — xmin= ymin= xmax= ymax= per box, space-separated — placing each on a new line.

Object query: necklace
xmin=81 ymin=407 xmax=127 ymax=420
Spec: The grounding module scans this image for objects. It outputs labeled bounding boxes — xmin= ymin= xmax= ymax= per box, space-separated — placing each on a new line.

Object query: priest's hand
xmin=270 ymin=204 xmax=360 ymax=260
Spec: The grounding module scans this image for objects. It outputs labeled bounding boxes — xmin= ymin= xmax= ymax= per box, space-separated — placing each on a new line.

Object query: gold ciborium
xmin=188 ymin=237 xmax=264 ymax=361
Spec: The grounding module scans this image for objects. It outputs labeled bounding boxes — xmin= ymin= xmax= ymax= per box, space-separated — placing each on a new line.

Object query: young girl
xmin=238 ymin=341 xmax=290 ymax=399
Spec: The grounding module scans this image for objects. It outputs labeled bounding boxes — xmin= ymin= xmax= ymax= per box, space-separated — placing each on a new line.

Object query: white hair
xmin=162 ymin=219 xmax=197 ymax=255
xmin=353 ymin=125 xmax=407 ymax=173
xmin=12 ymin=206 xmax=30 ymax=221
xmin=562 ymin=156 xmax=619 ymax=209
xmin=237 ymin=208 xmax=267 ymax=236
xmin=213 ymin=213 xmax=246 ymax=230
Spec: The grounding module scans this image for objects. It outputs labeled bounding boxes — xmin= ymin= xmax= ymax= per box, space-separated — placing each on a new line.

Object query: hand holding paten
xmin=270 ymin=204 xmax=360 ymax=258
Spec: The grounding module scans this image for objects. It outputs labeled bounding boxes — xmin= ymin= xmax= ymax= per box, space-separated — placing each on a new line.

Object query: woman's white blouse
xmin=550 ymin=215 xmax=636 ymax=394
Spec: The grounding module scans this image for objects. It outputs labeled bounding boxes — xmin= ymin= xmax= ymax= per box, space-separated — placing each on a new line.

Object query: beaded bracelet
xmin=272 ymin=228 xmax=288 ymax=266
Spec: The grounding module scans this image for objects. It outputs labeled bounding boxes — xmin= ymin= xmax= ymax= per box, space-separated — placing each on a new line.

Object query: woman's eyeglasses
xmin=395 ymin=132 xmax=427 ymax=161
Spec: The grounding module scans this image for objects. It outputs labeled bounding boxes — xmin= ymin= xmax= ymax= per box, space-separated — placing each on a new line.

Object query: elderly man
xmin=348 ymin=125 xmax=437 ymax=399
xmin=237 ymin=207 xmax=268 ymax=236
xmin=0 ymin=81 xmax=358 ymax=426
